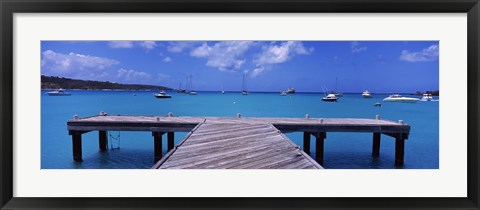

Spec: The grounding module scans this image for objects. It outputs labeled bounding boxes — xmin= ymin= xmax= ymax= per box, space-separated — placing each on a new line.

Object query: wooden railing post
xmin=395 ymin=135 xmax=405 ymax=166
xmin=303 ymin=132 xmax=311 ymax=155
xmin=167 ymin=132 xmax=175 ymax=152
xmin=314 ymin=132 xmax=326 ymax=166
xmin=372 ymin=133 xmax=381 ymax=157
xmin=99 ymin=130 xmax=108 ymax=151
xmin=71 ymin=131 xmax=82 ymax=161
xmin=152 ymin=132 xmax=165 ymax=162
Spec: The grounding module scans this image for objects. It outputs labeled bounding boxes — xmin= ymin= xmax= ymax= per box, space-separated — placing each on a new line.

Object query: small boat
xmin=241 ymin=72 xmax=248 ymax=95
xmin=154 ymin=91 xmax=172 ymax=98
xmin=332 ymin=77 xmax=343 ymax=97
xmin=47 ymin=89 xmax=71 ymax=96
xmin=188 ymin=91 xmax=197 ymax=95
xmin=280 ymin=91 xmax=287 ymax=96
xmin=322 ymin=93 xmax=338 ymax=102
xmin=374 ymin=102 xmax=382 ymax=107
xmin=362 ymin=90 xmax=372 ymax=98
xmin=383 ymin=94 xmax=420 ymax=103
xmin=286 ymin=87 xmax=296 ymax=94
xmin=333 ymin=92 xmax=343 ymax=97
xmin=420 ymin=93 xmax=433 ymax=101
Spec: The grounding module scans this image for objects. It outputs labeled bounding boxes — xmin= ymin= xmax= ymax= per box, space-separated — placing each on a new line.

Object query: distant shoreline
xmin=41 ymin=89 xmax=439 ymax=95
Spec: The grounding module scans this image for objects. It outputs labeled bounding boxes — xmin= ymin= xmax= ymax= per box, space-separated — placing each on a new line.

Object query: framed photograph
xmin=1 ymin=0 xmax=479 ymax=209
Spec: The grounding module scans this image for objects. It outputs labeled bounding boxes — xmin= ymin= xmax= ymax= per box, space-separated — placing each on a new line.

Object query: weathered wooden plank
xmin=180 ymin=128 xmax=278 ymax=147
xmin=171 ymin=134 xmax=282 ymax=158
xmin=69 ymin=115 xmax=410 ymax=134
xmin=157 ymin=122 xmax=323 ymax=169
xmin=184 ymin=144 xmax=293 ymax=169
xmin=160 ymin=136 xmax=283 ymax=168
xmin=218 ymin=146 xmax=294 ymax=169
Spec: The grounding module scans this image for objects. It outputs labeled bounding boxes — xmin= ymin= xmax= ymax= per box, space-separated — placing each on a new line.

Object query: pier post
xmin=99 ymin=131 xmax=108 ymax=151
xmin=167 ymin=132 xmax=175 ymax=152
xmin=395 ymin=136 xmax=405 ymax=166
xmin=303 ymin=132 xmax=311 ymax=155
xmin=314 ymin=132 xmax=326 ymax=166
xmin=71 ymin=131 xmax=82 ymax=161
xmin=152 ymin=132 xmax=165 ymax=162
xmin=372 ymin=133 xmax=381 ymax=157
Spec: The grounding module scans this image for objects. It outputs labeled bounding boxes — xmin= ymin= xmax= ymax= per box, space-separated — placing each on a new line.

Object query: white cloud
xmin=399 ymin=44 xmax=439 ymax=62
xmin=41 ymin=50 xmax=119 ymax=79
xmin=255 ymin=41 xmax=312 ymax=65
xmin=108 ymin=41 xmax=134 ymax=48
xmin=190 ymin=41 xmax=254 ymax=71
xmin=157 ymin=73 xmax=171 ymax=81
xmin=351 ymin=41 xmax=367 ymax=53
xmin=139 ymin=41 xmax=157 ymax=51
xmin=250 ymin=65 xmax=266 ymax=78
xmin=167 ymin=42 xmax=198 ymax=53
xmin=162 ymin=57 xmax=172 ymax=63
xmin=116 ymin=68 xmax=151 ymax=83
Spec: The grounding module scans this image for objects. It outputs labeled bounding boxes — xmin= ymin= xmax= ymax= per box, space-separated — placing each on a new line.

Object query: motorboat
xmin=286 ymin=87 xmax=296 ymax=94
xmin=280 ymin=91 xmax=287 ymax=96
xmin=241 ymin=91 xmax=248 ymax=95
xmin=420 ymin=93 xmax=433 ymax=101
xmin=383 ymin=94 xmax=420 ymax=103
xmin=47 ymin=89 xmax=71 ymax=96
xmin=154 ymin=91 xmax=172 ymax=98
xmin=362 ymin=90 xmax=372 ymax=98
xmin=322 ymin=93 xmax=338 ymax=102
xmin=374 ymin=102 xmax=382 ymax=107
xmin=188 ymin=91 xmax=197 ymax=95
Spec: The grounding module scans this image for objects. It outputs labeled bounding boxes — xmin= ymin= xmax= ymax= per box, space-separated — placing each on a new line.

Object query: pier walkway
xmin=67 ymin=114 xmax=410 ymax=168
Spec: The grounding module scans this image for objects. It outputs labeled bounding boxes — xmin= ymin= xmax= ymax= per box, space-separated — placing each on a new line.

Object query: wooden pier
xmin=67 ymin=114 xmax=410 ymax=168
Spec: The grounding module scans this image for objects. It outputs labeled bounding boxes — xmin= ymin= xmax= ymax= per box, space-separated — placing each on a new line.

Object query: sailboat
xmin=332 ymin=77 xmax=343 ymax=97
xmin=187 ymin=74 xmax=197 ymax=95
xmin=184 ymin=74 xmax=197 ymax=95
xmin=241 ymin=72 xmax=248 ymax=95
xmin=221 ymin=83 xmax=225 ymax=94
xmin=176 ymin=82 xmax=186 ymax=93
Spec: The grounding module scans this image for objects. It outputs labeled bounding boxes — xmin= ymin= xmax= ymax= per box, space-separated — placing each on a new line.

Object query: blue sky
xmin=41 ymin=41 xmax=439 ymax=93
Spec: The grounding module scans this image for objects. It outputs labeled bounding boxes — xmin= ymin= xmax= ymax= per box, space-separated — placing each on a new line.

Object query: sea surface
xmin=41 ymin=90 xmax=439 ymax=169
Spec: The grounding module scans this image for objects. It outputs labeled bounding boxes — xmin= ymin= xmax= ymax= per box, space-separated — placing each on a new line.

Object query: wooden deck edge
xmin=271 ymin=124 xmax=323 ymax=169
xmin=152 ymin=120 xmax=205 ymax=169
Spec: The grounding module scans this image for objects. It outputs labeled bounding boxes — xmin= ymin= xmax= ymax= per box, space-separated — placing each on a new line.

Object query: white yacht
xmin=47 ymin=89 xmax=71 ymax=96
xmin=420 ymin=93 xmax=433 ymax=101
xmin=286 ymin=87 xmax=296 ymax=94
xmin=362 ymin=90 xmax=372 ymax=98
xmin=322 ymin=93 xmax=338 ymax=102
xmin=383 ymin=94 xmax=420 ymax=103
xmin=280 ymin=91 xmax=287 ymax=96
xmin=154 ymin=91 xmax=172 ymax=98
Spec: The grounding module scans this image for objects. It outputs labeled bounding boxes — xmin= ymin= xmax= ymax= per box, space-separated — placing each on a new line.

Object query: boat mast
xmin=242 ymin=73 xmax=246 ymax=92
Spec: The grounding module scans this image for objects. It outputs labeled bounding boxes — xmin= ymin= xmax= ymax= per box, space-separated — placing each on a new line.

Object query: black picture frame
xmin=1 ymin=0 xmax=479 ymax=209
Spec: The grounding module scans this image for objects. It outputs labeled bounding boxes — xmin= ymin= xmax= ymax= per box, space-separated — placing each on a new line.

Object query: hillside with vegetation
xmin=41 ymin=75 xmax=172 ymax=90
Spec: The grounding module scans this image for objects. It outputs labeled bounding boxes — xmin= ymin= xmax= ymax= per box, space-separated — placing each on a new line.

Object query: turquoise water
xmin=41 ymin=90 xmax=439 ymax=169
